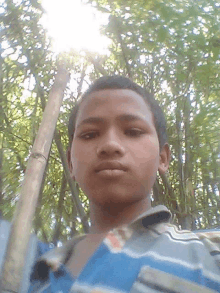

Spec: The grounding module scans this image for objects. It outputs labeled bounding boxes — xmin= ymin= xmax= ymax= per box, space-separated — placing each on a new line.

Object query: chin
xmin=90 ymin=189 xmax=147 ymax=207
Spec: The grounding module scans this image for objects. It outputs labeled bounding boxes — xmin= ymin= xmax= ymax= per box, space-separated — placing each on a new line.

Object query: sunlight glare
xmin=41 ymin=0 xmax=110 ymax=54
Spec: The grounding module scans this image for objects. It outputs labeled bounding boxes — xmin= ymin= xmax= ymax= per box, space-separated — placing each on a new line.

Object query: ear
xmin=158 ymin=143 xmax=171 ymax=175
xmin=67 ymin=145 xmax=76 ymax=181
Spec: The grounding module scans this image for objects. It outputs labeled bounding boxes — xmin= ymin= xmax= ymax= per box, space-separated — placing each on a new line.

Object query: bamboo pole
xmin=35 ymin=73 xmax=89 ymax=232
xmin=36 ymin=80 xmax=89 ymax=233
xmin=0 ymin=65 xmax=69 ymax=293
xmin=54 ymin=130 xmax=89 ymax=233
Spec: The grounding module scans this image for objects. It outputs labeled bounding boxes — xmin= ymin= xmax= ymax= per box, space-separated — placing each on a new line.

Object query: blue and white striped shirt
xmin=29 ymin=205 xmax=220 ymax=292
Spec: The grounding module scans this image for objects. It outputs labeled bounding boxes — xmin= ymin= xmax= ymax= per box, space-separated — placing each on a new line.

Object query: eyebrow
xmin=118 ymin=114 xmax=145 ymax=122
xmin=77 ymin=114 xmax=146 ymax=128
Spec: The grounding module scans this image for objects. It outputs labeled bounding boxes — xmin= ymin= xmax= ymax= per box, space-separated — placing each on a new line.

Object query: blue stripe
xmin=78 ymin=243 xmax=220 ymax=292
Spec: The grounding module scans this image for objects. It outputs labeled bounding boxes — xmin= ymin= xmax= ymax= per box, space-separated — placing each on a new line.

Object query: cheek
xmin=70 ymin=144 xmax=81 ymax=178
xmin=132 ymin=138 xmax=159 ymax=162
xmin=71 ymin=143 xmax=83 ymax=170
xmin=71 ymin=144 xmax=93 ymax=183
xmin=72 ymin=140 xmax=95 ymax=161
xmin=130 ymin=139 xmax=159 ymax=179
xmin=72 ymin=162 xmax=86 ymax=186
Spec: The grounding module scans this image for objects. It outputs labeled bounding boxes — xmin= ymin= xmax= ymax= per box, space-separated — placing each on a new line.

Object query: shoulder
xmin=135 ymin=223 xmax=220 ymax=292
xmin=28 ymin=235 xmax=85 ymax=292
xmin=194 ymin=229 xmax=220 ymax=266
xmin=156 ymin=224 xmax=220 ymax=274
xmin=194 ymin=229 xmax=220 ymax=247
xmin=156 ymin=222 xmax=220 ymax=249
xmin=166 ymin=224 xmax=220 ymax=252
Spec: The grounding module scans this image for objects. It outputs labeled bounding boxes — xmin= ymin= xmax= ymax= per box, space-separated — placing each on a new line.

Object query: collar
xmin=31 ymin=205 xmax=171 ymax=280
xmin=132 ymin=204 xmax=171 ymax=228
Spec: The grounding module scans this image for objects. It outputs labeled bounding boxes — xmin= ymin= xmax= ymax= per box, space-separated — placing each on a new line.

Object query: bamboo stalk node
xmin=30 ymin=152 xmax=47 ymax=161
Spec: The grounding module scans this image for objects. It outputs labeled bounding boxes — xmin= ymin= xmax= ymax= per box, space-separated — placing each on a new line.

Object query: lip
xmin=95 ymin=161 xmax=128 ymax=173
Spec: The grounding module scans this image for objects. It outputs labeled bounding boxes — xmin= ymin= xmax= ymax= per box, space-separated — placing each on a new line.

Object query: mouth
xmin=94 ymin=161 xmax=127 ymax=178
xmin=95 ymin=161 xmax=127 ymax=173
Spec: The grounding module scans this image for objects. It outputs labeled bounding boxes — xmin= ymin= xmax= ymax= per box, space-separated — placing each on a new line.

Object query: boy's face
xmin=69 ymin=89 xmax=169 ymax=207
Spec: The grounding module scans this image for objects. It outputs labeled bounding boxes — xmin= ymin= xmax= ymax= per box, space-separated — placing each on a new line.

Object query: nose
xmin=97 ymin=130 xmax=125 ymax=157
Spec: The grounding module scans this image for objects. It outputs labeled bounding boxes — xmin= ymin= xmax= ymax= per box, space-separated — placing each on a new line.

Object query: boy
xmin=29 ymin=76 xmax=220 ymax=292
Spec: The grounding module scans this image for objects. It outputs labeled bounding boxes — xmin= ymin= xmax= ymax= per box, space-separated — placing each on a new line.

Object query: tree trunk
xmin=0 ymin=65 xmax=69 ymax=293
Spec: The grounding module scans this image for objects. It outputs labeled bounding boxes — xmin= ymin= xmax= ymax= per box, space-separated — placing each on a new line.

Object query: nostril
xmin=97 ymin=142 xmax=125 ymax=157
xmin=99 ymin=149 xmax=120 ymax=156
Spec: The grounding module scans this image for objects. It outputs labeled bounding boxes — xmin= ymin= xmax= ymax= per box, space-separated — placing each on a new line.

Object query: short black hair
xmin=68 ymin=76 xmax=168 ymax=149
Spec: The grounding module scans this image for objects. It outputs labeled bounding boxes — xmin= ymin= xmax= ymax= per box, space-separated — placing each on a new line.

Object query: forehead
xmin=75 ymin=89 xmax=153 ymax=125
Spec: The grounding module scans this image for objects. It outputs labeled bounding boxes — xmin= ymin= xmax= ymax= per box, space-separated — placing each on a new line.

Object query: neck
xmin=89 ymin=197 xmax=151 ymax=234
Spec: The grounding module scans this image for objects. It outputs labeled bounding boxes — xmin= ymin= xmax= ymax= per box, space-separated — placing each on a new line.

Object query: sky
xmin=41 ymin=0 xmax=110 ymax=54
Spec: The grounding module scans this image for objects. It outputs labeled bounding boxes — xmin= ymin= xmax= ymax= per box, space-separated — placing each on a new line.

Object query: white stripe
xmin=122 ymin=247 xmax=220 ymax=284
xmin=154 ymin=224 xmax=201 ymax=241
xmin=70 ymin=282 xmax=127 ymax=293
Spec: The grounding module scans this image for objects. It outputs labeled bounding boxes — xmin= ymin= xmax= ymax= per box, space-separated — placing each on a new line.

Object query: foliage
xmin=1 ymin=0 xmax=220 ymax=244
xmin=88 ymin=0 xmax=220 ymax=229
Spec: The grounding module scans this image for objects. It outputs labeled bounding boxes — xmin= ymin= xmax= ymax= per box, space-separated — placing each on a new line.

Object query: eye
xmin=125 ymin=128 xmax=145 ymax=137
xmin=79 ymin=131 xmax=99 ymax=140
